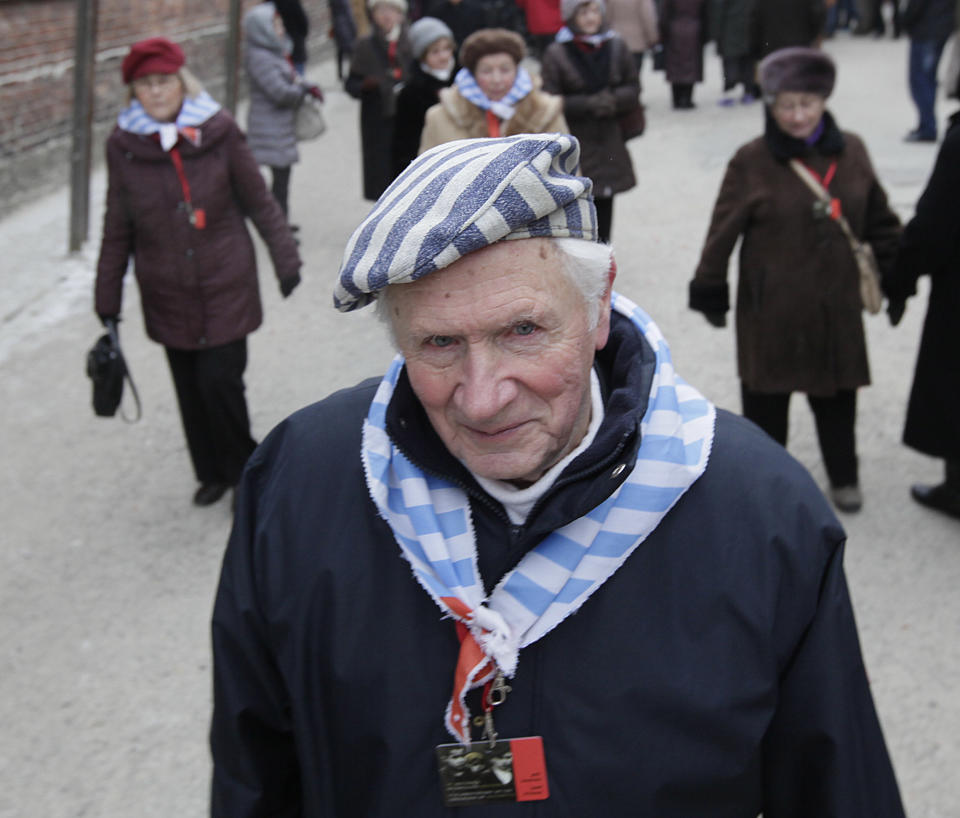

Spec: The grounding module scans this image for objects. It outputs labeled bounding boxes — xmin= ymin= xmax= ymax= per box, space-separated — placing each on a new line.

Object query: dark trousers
xmin=741 ymin=385 xmax=859 ymax=487
xmin=595 ymin=196 xmax=614 ymax=243
xmin=270 ymin=165 xmax=292 ymax=217
xmin=909 ymin=38 xmax=947 ymax=138
xmin=165 ymin=339 xmax=257 ymax=486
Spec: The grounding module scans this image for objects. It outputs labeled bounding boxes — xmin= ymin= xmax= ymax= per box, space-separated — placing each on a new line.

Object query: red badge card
xmin=436 ymin=736 xmax=549 ymax=807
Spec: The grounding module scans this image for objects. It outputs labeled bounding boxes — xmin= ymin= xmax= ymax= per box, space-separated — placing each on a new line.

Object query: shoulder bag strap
xmin=788 ymin=158 xmax=861 ymax=247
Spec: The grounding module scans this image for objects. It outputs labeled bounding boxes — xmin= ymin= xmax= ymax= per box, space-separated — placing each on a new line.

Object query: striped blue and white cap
xmin=334 ymin=134 xmax=597 ymax=312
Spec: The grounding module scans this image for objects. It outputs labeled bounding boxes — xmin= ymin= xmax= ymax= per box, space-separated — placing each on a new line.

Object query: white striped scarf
xmin=361 ymin=291 xmax=716 ymax=743
xmin=334 ymin=135 xmax=597 ymax=312
xmin=554 ymin=25 xmax=616 ymax=45
xmin=117 ymin=92 xmax=221 ymax=151
xmin=454 ymin=64 xmax=533 ymax=121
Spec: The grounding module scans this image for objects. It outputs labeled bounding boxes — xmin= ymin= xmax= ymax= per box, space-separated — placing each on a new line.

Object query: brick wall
xmin=0 ymin=0 xmax=333 ymax=218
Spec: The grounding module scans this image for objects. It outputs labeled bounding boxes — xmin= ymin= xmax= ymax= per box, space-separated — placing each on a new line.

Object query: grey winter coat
xmin=244 ymin=3 xmax=307 ymax=168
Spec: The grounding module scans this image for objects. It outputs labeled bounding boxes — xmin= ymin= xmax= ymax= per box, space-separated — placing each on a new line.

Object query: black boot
xmin=671 ymin=84 xmax=682 ymax=109
xmin=910 ymin=459 xmax=960 ymax=520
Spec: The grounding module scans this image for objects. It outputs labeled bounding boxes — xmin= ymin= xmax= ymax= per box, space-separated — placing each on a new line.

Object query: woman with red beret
xmin=95 ymin=37 xmax=302 ymax=508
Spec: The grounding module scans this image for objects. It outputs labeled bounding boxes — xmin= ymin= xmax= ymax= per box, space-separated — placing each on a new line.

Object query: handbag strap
xmin=107 ymin=322 xmax=142 ymax=423
xmin=788 ymin=158 xmax=861 ymax=247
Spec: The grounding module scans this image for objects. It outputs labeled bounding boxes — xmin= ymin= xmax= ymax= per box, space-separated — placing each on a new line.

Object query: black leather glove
xmin=280 ymin=273 xmax=301 ymax=298
xmin=887 ymin=298 xmax=906 ymax=327
xmin=703 ymin=311 xmax=727 ymax=328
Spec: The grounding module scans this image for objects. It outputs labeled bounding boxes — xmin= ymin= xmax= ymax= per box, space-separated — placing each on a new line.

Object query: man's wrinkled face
xmin=388 ymin=239 xmax=612 ymax=485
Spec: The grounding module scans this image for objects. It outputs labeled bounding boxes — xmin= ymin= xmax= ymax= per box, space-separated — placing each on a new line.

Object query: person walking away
xmin=392 ymin=17 xmax=457 ymax=176
xmin=95 ymin=38 xmax=302 ymax=508
xmin=711 ymin=0 xmax=761 ymax=104
xmin=270 ymin=0 xmax=311 ymax=73
xmin=517 ymin=0 xmax=565 ymax=57
xmin=541 ymin=0 xmax=640 ymax=241
xmin=883 ymin=109 xmax=960 ymax=519
xmin=244 ymin=3 xmax=324 ymax=228
xmin=901 ymin=0 xmax=954 ymax=141
xmin=424 ymin=0 xmax=487 ymax=49
xmin=752 ymin=0 xmax=825 ymax=56
xmin=605 ymin=0 xmax=660 ymax=71
xmin=346 ymin=0 xmax=413 ymax=200
xmin=659 ymin=0 xmax=708 ymax=108
xmin=688 ymin=47 xmax=901 ymax=513
xmin=419 ymin=28 xmax=567 ymax=149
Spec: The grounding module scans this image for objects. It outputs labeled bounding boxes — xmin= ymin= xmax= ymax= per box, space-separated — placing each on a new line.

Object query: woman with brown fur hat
xmin=689 ymin=47 xmax=901 ymax=514
xmin=418 ymin=28 xmax=568 ymax=151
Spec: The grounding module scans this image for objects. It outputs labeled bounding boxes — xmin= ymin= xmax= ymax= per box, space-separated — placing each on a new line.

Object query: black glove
xmin=280 ymin=273 xmax=301 ymax=298
xmin=887 ymin=298 xmax=906 ymax=327
xmin=703 ymin=311 xmax=727 ymax=328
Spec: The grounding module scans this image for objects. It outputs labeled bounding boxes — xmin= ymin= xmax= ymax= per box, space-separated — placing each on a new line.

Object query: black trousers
xmin=595 ymin=196 xmax=614 ymax=243
xmin=270 ymin=165 xmax=292 ymax=217
xmin=740 ymin=385 xmax=859 ymax=488
xmin=165 ymin=338 xmax=257 ymax=486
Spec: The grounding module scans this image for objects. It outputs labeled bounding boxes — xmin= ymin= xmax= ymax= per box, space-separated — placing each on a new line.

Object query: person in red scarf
xmin=345 ymin=0 xmax=413 ymax=200
xmin=541 ymin=0 xmax=641 ymax=242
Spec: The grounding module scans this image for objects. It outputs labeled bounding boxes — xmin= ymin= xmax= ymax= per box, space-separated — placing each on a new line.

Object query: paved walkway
xmin=0 ymin=33 xmax=957 ymax=817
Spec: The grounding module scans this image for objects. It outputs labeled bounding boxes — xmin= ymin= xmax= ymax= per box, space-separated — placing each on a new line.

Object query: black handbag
xmin=86 ymin=321 xmax=141 ymax=421
xmin=619 ymin=103 xmax=646 ymax=141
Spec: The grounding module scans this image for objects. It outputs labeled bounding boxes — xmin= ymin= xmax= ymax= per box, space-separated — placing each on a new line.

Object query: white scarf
xmin=361 ymin=292 xmax=716 ymax=743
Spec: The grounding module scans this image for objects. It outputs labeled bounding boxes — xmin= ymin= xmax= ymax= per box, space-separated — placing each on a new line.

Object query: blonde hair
xmin=126 ymin=66 xmax=204 ymax=104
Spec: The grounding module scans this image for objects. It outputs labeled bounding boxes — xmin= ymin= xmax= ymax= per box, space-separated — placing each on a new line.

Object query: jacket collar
xmin=763 ymin=108 xmax=845 ymax=162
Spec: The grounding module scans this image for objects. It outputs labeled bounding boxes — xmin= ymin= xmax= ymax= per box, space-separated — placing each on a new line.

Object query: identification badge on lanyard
xmin=436 ymin=736 xmax=548 ymax=807
xmin=435 ymin=672 xmax=548 ymax=806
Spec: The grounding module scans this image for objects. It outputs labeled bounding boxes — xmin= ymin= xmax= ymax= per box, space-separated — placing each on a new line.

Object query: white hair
xmin=375 ymin=237 xmax=614 ymax=345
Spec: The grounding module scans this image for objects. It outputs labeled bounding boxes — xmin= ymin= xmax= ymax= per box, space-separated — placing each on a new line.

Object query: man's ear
xmin=594 ymin=255 xmax=616 ymax=351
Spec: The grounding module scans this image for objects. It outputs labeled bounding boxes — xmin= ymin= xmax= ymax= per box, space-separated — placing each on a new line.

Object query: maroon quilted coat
xmin=95 ymin=109 xmax=300 ymax=351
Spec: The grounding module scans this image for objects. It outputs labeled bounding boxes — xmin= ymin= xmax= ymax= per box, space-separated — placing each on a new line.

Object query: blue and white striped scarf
xmin=362 ymin=291 xmax=716 ymax=742
xmin=554 ymin=25 xmax=616 ymax=46
xmin=117 ymin=91 xmax=221 ymax=151
xmin=454 ymin=64 xmax=533 ymax=121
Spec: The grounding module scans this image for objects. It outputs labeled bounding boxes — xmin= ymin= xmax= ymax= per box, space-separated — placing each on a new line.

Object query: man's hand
xmin=703 ymin=311 xmax=727 ymax=328
xmin=887 ymin=298 xmax=906 ymax=327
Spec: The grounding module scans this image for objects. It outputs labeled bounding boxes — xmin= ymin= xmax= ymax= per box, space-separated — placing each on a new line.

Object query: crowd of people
xmin=81 ymin=0 xmax=960 ymax=814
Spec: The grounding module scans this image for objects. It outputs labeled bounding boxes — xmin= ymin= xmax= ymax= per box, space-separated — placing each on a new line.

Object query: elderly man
xmin=210 ymin=135 xmax=905 ymax=816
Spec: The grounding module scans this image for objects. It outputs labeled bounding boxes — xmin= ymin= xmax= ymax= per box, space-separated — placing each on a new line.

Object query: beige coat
xmin=419 ymin=82 xmax=568 ymax=152
xmin=606 ymin=0 xmax=660 ymax=52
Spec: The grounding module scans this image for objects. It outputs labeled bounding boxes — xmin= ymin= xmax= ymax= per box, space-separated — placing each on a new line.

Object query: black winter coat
xmin=901 ymin=0 xmax=955 ymax=42
xmin=884 ymin=111 xmax=960 ymax=460
xmin=392 ymin=61 xmax=453 ymax=178
xmin=751 ymin=0 xmax=824 ymax=56
xmin=345 ymin=29 xmax=412 ymax=200
xmin=540 ymin=35 xmax=639 ymax=198
xmin=210 ymin=310 xmax=905 ymax=817
xmin=659 ymin=0 xmax=708 ymax=84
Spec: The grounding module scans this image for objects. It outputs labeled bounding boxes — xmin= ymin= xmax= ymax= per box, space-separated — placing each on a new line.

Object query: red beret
xmin=121 ymin=37 xmax=185 ymax=84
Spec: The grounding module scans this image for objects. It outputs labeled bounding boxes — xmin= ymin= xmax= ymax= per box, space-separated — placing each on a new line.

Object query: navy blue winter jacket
xmin=210 ymin=311 xmax=905 ymax=817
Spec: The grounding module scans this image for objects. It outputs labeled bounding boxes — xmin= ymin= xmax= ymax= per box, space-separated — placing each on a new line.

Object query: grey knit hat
xmin=334 ymin=134 xmax=597 ymax=312
xmin=408 ymin=17 xmax=454 ymax=60
xmin=561 ymin=0 xmax=605 ymax=23
xmin=758 ymin=47 xmax=836 ymax=101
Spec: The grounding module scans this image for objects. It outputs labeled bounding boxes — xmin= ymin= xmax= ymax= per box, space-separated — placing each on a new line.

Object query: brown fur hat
xmin=758 ymin=47 xmax=836 ymax=101
xmin=459 ymin=28 xmax=526 ymax=74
